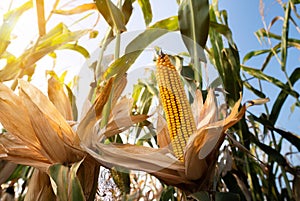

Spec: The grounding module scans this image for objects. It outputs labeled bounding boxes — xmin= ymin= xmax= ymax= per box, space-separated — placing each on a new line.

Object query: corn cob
xmin=156 ymin=53 xmax=196 ymax=161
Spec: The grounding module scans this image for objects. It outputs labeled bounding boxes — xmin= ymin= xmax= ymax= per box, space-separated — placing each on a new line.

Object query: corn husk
xmin=81 ymin=86 xmax=251 ymax=192
xmin=0 ymin=74 xmax=257 ymax=196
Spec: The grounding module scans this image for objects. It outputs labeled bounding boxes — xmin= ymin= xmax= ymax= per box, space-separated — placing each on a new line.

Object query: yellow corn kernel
xmin=156 ymin=53 xmax=196 ymax=161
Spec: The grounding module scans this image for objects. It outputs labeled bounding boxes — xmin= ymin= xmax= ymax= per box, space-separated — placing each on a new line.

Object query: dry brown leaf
xmin=0 ymin=161 xmax=17 ymax=185
xmin=21 ymin=91 xmax=70 ymax=163
xmin=102 ymin=96 xmax=148 ymax=138
xmin=20 ymin=80 xmax=84 ymax=163
xmin=77 ymin=77 xmax=114 ymax=145
xmin=24 ymin=169 xmax=55 ymax=201
xmin=35 ymin=0 xmax=46 ymax=37
xmin=193 ymin=94 xmax=243 ymax=157
xmin=184 ymin=94 xmax=246 ymax=180
xmin=0 ymin=83 xmax=41 ymax=151
xmin=191 ymin=89 xmax=203 ymax=126
xmin=0 ymin=80 xmax=85 ymax=171
xmin=156 ymin=113 xmax=171 ymax=149
xmin=77 ymin=155 xmax=100 ymax=200
xmin=0 ymin=133 xmax=51 ymax=171
xmin=111 ymin=75 xmax=127 ymax=107
xmin=196 ymin=89 xmax=217 ymax=129
xmin=93 ymin=78 xmax=115 ymax=119
xmin=83 ymin=143 xmax=193 ymax=186
xmin=104 ymin=114 xmax=148 ymax=138
xmin=19 ymin=80 xmax=79 ymax=146
xmin=48 ymin=77 xmax=73 ymax=120
xmin=109 ymin=97 xmax=133 ymax=121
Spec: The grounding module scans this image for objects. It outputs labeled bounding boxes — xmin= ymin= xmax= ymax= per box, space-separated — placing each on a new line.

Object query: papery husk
xmin=77 ymin=77 xmax=115 ymax=145
xmin=0 ymin=161 xmax=17 ymax=185
xmin=157 ymin=113 xmax=172 ymax=149
xmin=83 ymin=143 xmax=194 ymax=185
xmin=76 ymin=155 xmax=100 ymax=201
xmin=195 ymin=89 xmax=218 ymax=129
xmin=24 ymin=169 xmax=56 ymax=201
xmin=78 ymin=75 xmax=147 ymax=143
xmin=184 ymin=94 xmax=244 ymax=182
xmin=191 ymin=89 xmax=203 ymax=126
xmin=19 ymin=80 xmax=84 ymax=164
xmin=0 ymin=133 xmax=50 ymax=171
xmin=0 ymin=80 xmax=84 ymax=171
xmin=21 ymin=91 xmax=75 ymax=163
xmin=103 ymin=97 xmax=148 ymax=139
xmin=184 ymin=89 xmax=219 ymax=180
xmin=48 ymin=77 xmax=73 ymax=120
xmin=0 ymin=83 xmax=42 ymax=152
xmin=104 ymin=114 xmax=148 ymax=138
xmin=19 ymin=80 xmax=80 ymax=147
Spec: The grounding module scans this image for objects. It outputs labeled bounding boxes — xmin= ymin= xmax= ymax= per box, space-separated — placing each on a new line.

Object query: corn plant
xmin=0 ymin=0 xmax=299 ymax=201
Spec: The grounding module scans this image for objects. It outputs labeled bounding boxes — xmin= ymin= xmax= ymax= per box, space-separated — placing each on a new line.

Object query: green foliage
xmin=0 ymin=1 xmax=32 ymax=56
xmin=94 ymin=0 xmax=127 ymax=32
xmin=137 ymin=0 xmax=153 ymax=26
xmin=49 ymin=162 xmax=85 ymax=201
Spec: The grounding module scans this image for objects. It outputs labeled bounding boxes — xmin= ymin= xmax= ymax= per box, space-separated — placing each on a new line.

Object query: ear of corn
xmin=156 ymin=53 xmax=196 ymax=161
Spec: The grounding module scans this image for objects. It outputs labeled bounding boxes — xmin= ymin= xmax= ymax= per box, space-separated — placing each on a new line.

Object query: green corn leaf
xmin=243 ymin=42 xmax=281 ymax=71
xmin=94 ymin=0 xmax=126 ymax=32
xmin=149 ymin=16 xmax=179 ymax=31
xmin=292 ymin=0 xmax=300 ymax=4
xmin=178 ymin=0 xmax=209 ymax=64
xmin=250 ymin=134 xmax=288 ymax=166
xmin=251 ymin=113 xmax=300 ymax=152
xmin=222 ymin=47 xmax=243 ymax=107
xmin=243 ymin=49 xmax=272 ymax=64
xmin=103 ymin=51 xmax=141 ymax=81
xmin=110 ymin=167 xmax=130 ymax=194
xmin=65 ymin=84 xmax=79 ymax=121
xmin=122 ymin=0 xmax=134 ymax=24
xmin=242 ymin=65 xmax=299 ymax=100
xmin=137 ymin=0 xmax=153 ymax=26
xmin=209 ymin=21 xmax=235 ymax=48
xmin=178 ymin=0 xmax=209 ymax=48
xmin=58 ymin=44 xmax=90 ymax=58
xmin=208 ymin=6 xmax=224 ymax=80
xmin=191 ymin=191 xmax=210 ymax=201
xmin=160 ymin=186 xmax=175 ymax=201
xmin=49 ymin=161 xmax=85 ymax=201
xmin=104 ymin=28 xmax=173 ymax=81
xmin=255 ymin=28 xmax=300 ymax=44
xmin=243 ymin=81 xmax=266 ymax=98
xmin=0 ymin=23 xmax=89 ymax=82
xmin=125 ymin=28 xmax=170 ymax=54
xmin=270 ymin=67 xmax=300 ymax=124
xmin=0 ymin=1 xmax=32 ymax=56
xmin=280 ymin=1 xmax=291 ymax=72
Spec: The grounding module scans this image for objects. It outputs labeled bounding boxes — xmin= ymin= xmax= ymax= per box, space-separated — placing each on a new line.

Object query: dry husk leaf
xmin=24 ymin=169 xmax=56 ymax=201
xmin=48 ymin=77 xmax=73 ymax=120
xmin=0 ymin=80 xmax=85 ymax=171
xmin=81 ymin=88 xmax=251 ymax=192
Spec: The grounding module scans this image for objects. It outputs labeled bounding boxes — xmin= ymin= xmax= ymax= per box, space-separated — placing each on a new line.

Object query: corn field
xmin=0 ymin=0 xmax=299 ymax=200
